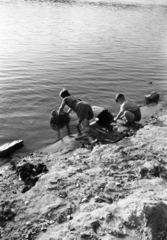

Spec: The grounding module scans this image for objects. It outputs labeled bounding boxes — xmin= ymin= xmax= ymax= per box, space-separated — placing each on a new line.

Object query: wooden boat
xmin=0 ymin=140 xmax=24 ymax=158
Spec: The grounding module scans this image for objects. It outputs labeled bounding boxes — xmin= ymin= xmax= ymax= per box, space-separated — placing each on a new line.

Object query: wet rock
xmin=145 ymin=91 xmax=160 ymax=104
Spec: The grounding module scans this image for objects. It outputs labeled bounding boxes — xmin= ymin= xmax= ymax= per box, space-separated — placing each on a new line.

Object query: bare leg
xmin=124 ymin=111 xmax=135 ymax=123
xmin=76 ymin=122 xmax=82 ymax=135
xmin=66 ymin=123 xmax=72 ymax=135
xmin=80 ymin=118 xmax=89 ymax=132
xmin=75 ymin=119 xmax=104 ymax=141
xmin=81 ymin=119 xmax=101 ymax=138
xmin=57 ymin=128 xmax=61 ymax=140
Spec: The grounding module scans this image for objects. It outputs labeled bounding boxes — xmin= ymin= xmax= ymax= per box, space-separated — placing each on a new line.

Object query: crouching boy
xmin=114 ymin=94 xmax=141 ymax=125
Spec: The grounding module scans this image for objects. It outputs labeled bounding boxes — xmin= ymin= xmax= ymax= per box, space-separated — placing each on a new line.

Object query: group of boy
xmin=57 ymin=88 xmax=141 ymax=140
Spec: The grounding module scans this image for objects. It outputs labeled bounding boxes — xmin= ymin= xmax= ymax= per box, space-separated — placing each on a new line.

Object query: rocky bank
xmin=1 ymin=104 xmax=167 ymax=240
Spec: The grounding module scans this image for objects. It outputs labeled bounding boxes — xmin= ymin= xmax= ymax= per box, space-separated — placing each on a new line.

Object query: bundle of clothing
xmin=50 ymin=110 xmax=70 ymax=129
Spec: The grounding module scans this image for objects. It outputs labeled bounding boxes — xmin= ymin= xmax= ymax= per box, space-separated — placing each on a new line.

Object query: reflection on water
xmin=0 ymin=0 xmax=167 ymax=153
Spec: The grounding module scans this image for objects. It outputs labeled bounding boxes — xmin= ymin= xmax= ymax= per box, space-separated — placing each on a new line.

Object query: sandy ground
xmin=0 ymin=101 xmax=167 ymax=240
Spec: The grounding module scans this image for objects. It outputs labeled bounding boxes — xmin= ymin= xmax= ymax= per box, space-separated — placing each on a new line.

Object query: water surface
xmin=0 ymin=0 xmax=167 ymax=152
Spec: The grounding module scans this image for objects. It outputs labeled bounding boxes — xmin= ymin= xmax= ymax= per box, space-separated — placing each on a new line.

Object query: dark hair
xmin=115 ymin=93 xmax=125 ymax=102
xmin=59 ymin=88 xmax=70 ymax=98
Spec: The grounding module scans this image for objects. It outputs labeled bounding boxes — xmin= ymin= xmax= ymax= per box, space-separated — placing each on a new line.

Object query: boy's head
xmin=115 ymin=93 xmax=125 ymax=104
xmin=59 ymin=88 xmax=70 ymax=98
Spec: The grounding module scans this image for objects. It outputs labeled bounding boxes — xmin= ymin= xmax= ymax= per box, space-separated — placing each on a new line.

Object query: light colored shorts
xmin=76 ymin=101 xmax=94 ymax=123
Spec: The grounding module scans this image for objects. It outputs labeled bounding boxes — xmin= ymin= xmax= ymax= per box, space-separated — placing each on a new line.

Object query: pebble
xmin=81 ymin=197 xmax=87 ymax=203
xmin=67 ymin=215 xmax=73 ymax=221
xmin=41 ymin=225 xmax=47 ymax=231
xmin=49 ymin=220 xmax=55 ymax=225
xmin=25 ymin=201 xmax=29 ymax=206
xmin=26 ymin=221 xmax=31 ymax=226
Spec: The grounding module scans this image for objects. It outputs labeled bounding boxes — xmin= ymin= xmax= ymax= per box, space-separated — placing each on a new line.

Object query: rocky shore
xmin=1 ymin=100 xmax=167 ymax=240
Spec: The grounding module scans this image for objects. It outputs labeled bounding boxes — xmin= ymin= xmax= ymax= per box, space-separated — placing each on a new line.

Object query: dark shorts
xmin=96 ymin=110 xmax=113 ymax=128
xmin=76 ymin=102 xmax=94 ymax=123
xmin=131 ymin=108 xmax=141 ymax=121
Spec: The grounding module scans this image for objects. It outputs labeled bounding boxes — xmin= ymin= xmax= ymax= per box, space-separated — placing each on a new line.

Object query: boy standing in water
xmin=58 ymin=88 xmax=98 ymax=140
xmin=114 ymin=93 xmax=141 ymax=124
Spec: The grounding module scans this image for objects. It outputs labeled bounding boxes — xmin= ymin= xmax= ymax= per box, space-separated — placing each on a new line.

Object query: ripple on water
xmin=0 ymin=0 xmax=167 ymax=153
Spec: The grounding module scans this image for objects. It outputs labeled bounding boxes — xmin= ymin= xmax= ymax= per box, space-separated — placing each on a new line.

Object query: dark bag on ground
xmin=96 ymin=110 xmax=113 ymax=128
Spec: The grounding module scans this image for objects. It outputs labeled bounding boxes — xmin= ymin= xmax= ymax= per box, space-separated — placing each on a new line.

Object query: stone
xmin=16 ymin=162 xmax=48 ymax=193
xmin=90 ymin=220 xmax=100 ymax=233
xmin=0 ymin=208 xmax=16 ymax=226
xmin=145 ymin=91 xmax=160 ymax=104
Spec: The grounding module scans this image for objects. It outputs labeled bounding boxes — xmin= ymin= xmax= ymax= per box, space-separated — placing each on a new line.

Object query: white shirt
xmin=92 ymin=106 xmax=105 ymax=118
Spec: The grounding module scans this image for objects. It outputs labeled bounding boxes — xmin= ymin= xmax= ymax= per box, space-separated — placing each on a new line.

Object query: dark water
xmin=0 ymin=0 xmax=167 ymax=153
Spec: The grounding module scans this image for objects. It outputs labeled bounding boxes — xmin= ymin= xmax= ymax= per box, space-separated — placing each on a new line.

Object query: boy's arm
xmin=114 ymin=110 xmax=124 ymax=121
xmin=114 ymin=105 xmax=124 ymax=121
xmin=58 ymin=100 xmax=72 ymax=115
xmin=58 ymin=100 xmax=66 ymax=115
xmin=67 ymin=108 xmax=72 ymax=114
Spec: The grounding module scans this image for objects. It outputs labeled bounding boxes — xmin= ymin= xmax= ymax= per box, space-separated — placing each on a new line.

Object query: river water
xmin=0 ymin=0 xmax=167 ymax=153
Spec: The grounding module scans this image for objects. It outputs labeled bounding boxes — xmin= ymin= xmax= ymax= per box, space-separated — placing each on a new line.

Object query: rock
xmin=81 ymin=197 xmax=88 ymax=203
xmin=0 ymin=140 xmax=24 ymax=158
xmin=145 ymin=91 xmax=160 ymax=104
xmin=80 ymin=232 xmax=98 ymax=239
xmin=0 ymin=208 xmax=16 ymax=226
xmin=25 ymin=201 xmax=29 ymax=206
xmin=16 ymin=162 xmax=48 ymax=193
xmin=0 ymin=214 xmax=6 ymax=227
xmin=59 ymin=191 xmax=68 ymax=198
xmin=90 ymin=220 xmax=100 ymax=233
xmin=94 ymin=193 xmax=113 ymax=204
xmin=143 ymin=202 xmax=167 ymax=239
xmin=139 ymin=161 xmax=163 ymax=178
